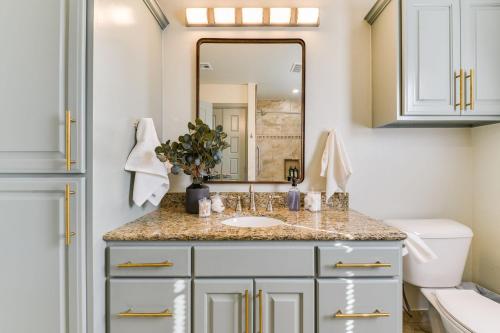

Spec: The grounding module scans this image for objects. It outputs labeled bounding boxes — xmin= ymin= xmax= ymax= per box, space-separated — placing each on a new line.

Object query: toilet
xmin=385 ymin=219 xmax=500 ymax=333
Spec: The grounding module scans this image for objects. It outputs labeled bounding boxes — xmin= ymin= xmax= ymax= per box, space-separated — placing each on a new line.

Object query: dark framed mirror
xmin=196 ymin=38 xmax=305 ymax=183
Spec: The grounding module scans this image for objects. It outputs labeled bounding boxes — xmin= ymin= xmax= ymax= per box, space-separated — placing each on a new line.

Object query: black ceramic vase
xmin=185 ymin=182 xmax=210 ymax=214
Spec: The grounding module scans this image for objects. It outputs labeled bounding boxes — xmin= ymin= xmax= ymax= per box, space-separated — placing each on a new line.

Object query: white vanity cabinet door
xmin=254 ymin=279 xmax=314 ymax=333
xmin=404 ymin=0 xmax=461 ymax=115
xmin=0 ymin=0 xmax=85 ymax=173
xmin=0 ymin=178 xmax=85 ymax=333
xmin=317 ymin=279 xmax=401 ymax=333
xmin=194 ymin=279 xmax=253 ymax=333
xmin=461 ymin=0 xmax=500 ymax=115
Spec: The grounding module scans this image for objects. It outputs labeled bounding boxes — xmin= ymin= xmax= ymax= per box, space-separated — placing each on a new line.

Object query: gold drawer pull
xmin=117 ymin=261 xmax=173 ymax=268
xmin=334 ymin=261 xmax=391 ymax=268
xmin=334 ymin=309 xmax=390 ymax=319
xmin=244 ymin=289 xmax=249 ymax=333
xmin=465 ymin=69 xmax=474 ymax=110
xmin=65 ymin=184 xmax=76 ymax=246
xmin=118 ymin=308 xmax=173 ymax=318
xmin=65 ymin=110 xmax=76 ymax=171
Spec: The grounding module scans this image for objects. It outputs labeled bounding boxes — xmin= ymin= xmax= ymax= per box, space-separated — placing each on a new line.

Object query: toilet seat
xmin=434 ymin=289 xmax=500 ymax=333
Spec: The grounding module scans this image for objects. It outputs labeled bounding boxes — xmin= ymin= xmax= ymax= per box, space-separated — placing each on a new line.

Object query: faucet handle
xmin=266 ymin=195 xmax=273 ymax=212
xmin=236 ymin=195 xmax=242 ymax=212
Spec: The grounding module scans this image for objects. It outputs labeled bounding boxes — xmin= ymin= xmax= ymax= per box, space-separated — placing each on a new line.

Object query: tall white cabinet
xmin=0 ymin=0 xmax=85 ymax=173
xmin=0 ymin=178 xmax=86 ymax=333
xmin=0 ymin=0 xmax=86 ymax=332
xmin=366 ymin=0 xmax=500 ymax=126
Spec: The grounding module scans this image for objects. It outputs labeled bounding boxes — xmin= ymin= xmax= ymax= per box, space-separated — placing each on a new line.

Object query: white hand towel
xmin=320 ymin=130 xmax=353 ymax=199
xmin=125 ymin=118 xmax=171 ymax=206
xmin=403 ymin=231 xmax=438 ymax=264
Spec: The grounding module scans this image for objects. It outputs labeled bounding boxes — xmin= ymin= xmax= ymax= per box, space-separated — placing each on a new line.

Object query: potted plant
xmin=155 ymin=118 xmax=229 ymax=213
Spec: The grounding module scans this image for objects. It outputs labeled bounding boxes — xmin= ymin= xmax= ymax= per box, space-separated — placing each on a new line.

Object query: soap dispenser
xmin=287 ymin=177 xmax=300 ymax=211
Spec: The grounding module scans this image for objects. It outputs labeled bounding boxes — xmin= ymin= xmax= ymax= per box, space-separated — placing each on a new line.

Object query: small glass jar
xmin=198 ymin=198 xmax=211 ymax=218
xmin=304 ymin=191 xmax=322 ymax=212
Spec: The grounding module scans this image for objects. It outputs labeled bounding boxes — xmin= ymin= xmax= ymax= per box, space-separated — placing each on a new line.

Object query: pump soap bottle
xmin=287 ymin=178 xmax=300 ymax=211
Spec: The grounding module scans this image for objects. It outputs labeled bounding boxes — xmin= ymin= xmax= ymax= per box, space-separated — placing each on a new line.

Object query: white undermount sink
xmin=221 ymin=216 xmax=284 ymax=228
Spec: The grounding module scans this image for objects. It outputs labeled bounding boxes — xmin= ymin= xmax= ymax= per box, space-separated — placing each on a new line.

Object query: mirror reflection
xmin=197 ymin=40 xmax=305 ymax=183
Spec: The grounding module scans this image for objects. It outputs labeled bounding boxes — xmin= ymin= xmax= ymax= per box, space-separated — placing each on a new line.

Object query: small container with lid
xmin=198 ymin=198 xmax=211 ymax=218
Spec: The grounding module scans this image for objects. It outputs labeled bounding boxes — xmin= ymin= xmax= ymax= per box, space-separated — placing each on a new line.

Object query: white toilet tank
xmin=385 ymin=219 xmax=473 ymax=288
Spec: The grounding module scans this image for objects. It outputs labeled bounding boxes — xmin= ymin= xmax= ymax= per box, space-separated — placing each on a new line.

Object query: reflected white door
xmin=214 ymin=107 xmax=247 ymax=181
xmin=199 ymin=100 xmax=214 ymax=128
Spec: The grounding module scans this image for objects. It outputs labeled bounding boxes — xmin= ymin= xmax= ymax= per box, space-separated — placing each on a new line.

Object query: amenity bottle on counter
xmin=287 ymin=178 xmax=300 ymax=211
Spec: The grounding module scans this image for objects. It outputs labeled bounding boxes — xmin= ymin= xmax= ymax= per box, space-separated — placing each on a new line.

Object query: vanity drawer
xmin=317 ymin=278 xmax=400 ymax=333
xmin=107 ymin=246 xmax=191 ymax=277
xmin=318 ymin=245 xmax=400 ymax=277
xmin=108 ymin=278 xmax=190 ymax=333
xmin=194 ymin=246 xmax=315 ymax=277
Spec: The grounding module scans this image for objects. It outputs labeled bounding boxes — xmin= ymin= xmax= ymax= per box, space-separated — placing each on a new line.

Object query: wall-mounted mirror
xmin=196 ymin=38 xmax=305 ymax=183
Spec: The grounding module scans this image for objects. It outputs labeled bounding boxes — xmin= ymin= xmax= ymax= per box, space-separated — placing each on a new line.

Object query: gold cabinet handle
xmin=244 ymin=289 xmax=249 ymax=333
xmin=65 ymin=110 xmax=76 ymax=170
xmin=116 ymin=261 xmax=174 ymax=268
xmin=454 ymin=69 xmax=465 ymax=110
xmin=65 ymin=184 xmax=76 ymax=246
xmin=334 ymin=261 xmax=391 ymax=268
xmin=118 ymin=308 xmax=173 ymax=318
xmin=465 ymin=69 xmax=474 ymax=110
xmin=258 ymin=289 xmax=263 ymax=333
xmin=333 ymin=309 xmax=390 ymax=319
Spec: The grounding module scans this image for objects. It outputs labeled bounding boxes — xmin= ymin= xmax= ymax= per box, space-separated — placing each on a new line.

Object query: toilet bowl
xmin=421 ymin=288 xmax=500 ymax=333
xmin=383 ymin=219 xmax=497 ymax=333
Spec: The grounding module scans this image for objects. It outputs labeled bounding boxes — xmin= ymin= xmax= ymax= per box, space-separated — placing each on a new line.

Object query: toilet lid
xmin=435 ymin=290 xmax=500 ymax=333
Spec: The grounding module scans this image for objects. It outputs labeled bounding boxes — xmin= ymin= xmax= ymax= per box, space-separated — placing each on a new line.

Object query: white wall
xmin=91 ymin=0 xmax=163 ymax=332
xmin=160 ymin=0 xmax=473 ymax=233
xmin=200 ymin=83 xmax=248 ymax=104
xmin=472 ymin=123 xmax=500 ymax=293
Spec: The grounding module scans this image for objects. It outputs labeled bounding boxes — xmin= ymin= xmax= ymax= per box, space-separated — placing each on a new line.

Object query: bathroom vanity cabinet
xmin=366 ymin=0 xmax=500 ymax=127
xmin=106 ymin=241 xmax=403 ymax=333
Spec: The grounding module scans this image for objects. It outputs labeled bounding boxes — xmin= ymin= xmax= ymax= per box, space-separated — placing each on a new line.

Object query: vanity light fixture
xmin=297 ymin=8 xmax=320 ymax=25
xmin=185 ymin=7 xmax=319 ymax=27
xmin=214 ymin=7 xmax=236 ymax=25
xmin=269 ymin=8 xmax=292 ymax=25
xmin=242 ymin=7 xmax=264 ymax=25
xmin=292 ymin=89 xmax=300 ymax=94
xmin=185 ymin=8 xmax=208 ymax=25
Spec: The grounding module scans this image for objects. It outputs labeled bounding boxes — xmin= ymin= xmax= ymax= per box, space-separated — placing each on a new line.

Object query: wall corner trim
xmin=364 ymin=0 xmax=393 ymax=24
xmin=143 ymin=0 xmax=169 ymax=30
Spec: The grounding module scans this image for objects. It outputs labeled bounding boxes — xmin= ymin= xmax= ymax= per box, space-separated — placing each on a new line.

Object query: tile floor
xmin=403 ymin=311 xmax=427 ymax=333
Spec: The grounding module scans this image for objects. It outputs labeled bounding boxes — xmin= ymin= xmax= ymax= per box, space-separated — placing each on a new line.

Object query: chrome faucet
xmin=249 ymin=185 xmax=256 ymax=212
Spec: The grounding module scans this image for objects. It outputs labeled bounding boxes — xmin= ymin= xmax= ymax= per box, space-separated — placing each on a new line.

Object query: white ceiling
xmin=199 ymin=43 xmax=303 ymax=99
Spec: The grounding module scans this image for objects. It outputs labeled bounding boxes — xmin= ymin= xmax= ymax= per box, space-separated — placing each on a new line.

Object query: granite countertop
xmin=103 ymin=207 xmax=406 ymax=241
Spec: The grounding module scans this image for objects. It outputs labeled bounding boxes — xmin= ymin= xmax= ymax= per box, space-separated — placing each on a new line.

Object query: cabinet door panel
xmin=0 ymin=178 xmax=85 ymax=333
xmin=0 ymin=0 xmax=85 ymax=172
xmin=461 ymin=0 xmax=500 ymax=115
xmin=317 ymin=278 xmax=401 ymax=333
xmin=194 ymin=279 xmax=253 ymax=333
xmin=404 ymin=0 xmax=461 ymax=115
xmin=255 ymin=279 xmax=314 ymax=333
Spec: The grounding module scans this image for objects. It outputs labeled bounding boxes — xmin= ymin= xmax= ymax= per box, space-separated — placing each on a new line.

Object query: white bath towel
xmin=403 ymin=231 xmax=439 ymax=264
xmin=383 ymin=219 xmax=439 ymax=264
xmin=320 ymin=130 xmax=353 ymax=199
xmin=125 ymin=118 xmax=171 ymax=206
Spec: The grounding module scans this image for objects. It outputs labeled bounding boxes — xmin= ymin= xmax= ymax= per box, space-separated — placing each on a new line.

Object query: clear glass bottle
xmin=287 ymin=178 xmax=300 ymax=211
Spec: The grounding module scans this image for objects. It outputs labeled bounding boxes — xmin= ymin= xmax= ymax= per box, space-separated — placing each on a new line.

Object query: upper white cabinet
xmin=366 ymin=0 xmax=500 ymax=127
xmin=461 ymin=0 xmax=500 ymax=115
xmin=0 ymin=0 xmax=85 ymax=172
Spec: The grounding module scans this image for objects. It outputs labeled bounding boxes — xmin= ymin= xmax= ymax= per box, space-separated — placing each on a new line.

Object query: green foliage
xmin=155 ymin=118 xmax=229 ymax=183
